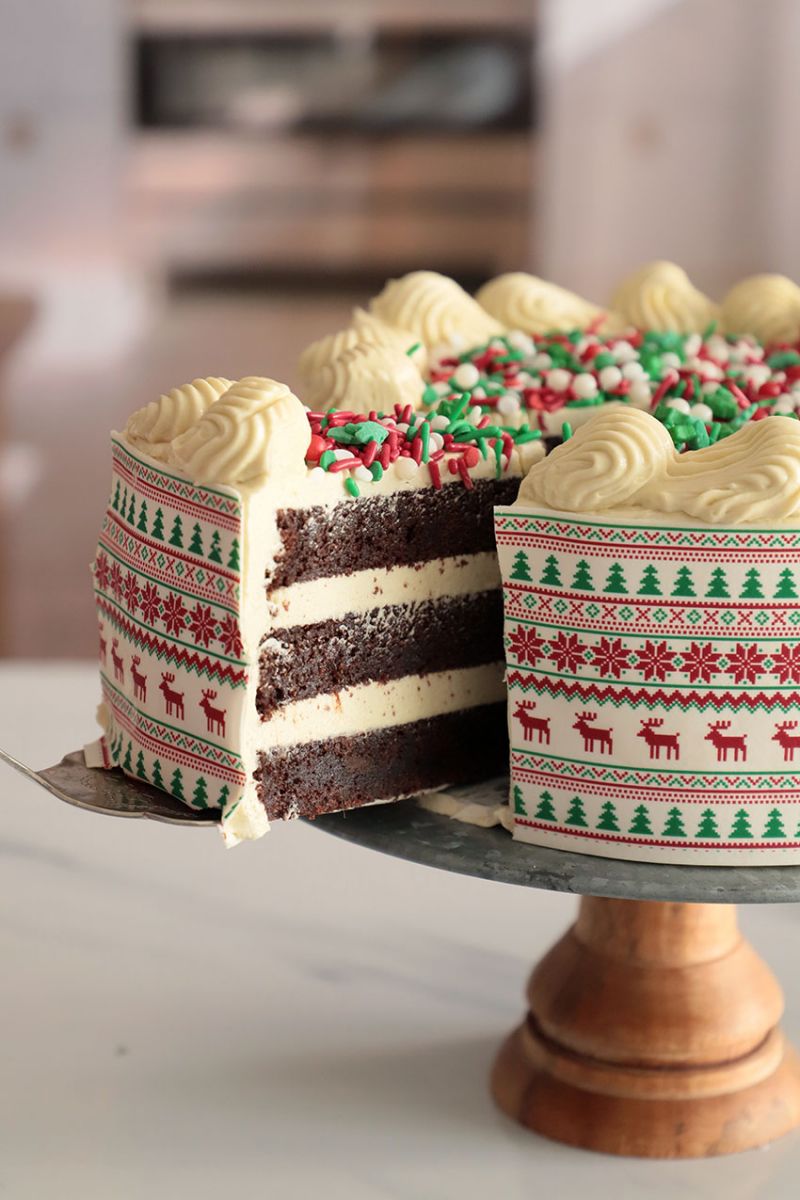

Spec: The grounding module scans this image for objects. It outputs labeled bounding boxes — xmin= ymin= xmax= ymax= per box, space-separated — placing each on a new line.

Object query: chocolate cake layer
xmin=256 ymin=702 xmax=508 ymax=819
xmin=269 ymin=477 xmax=520 ymax=591
xmin=258 ymin=590 xmax=503 ymax=715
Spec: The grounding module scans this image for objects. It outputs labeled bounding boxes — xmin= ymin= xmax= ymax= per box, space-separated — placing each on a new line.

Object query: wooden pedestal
xmin=491 ymin=896 xmax=800 ymax=1158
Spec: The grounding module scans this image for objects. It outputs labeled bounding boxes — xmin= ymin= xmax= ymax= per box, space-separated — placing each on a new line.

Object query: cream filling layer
xmin=266 ymin=552 xmax=501 ymax=628
xmin=256 ymin=662 xmax=506 ymax=751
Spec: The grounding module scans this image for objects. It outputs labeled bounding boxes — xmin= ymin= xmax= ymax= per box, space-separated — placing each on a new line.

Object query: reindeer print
xmin=98 ymin=624 xmax=107 ymax=665
xmin=513 ymin=700 xmax=551 ymax=745
xmin=159 ymin=672 xmax=185 ymax=720
xmin=705 ymin=720 xmax=747 ymax=763
xmin=199 ymin=690 xmax=226 ymax=737
xmin=572 ymin=711 xmax=613 ymax=755
xmin=130 ymin=656 xmax=147 ymax=703
xmin=773 ymin=722 xmax=800 ymax=763
xmin=110 ymin=638 xmax=124 ymax=683
xmin=637 ymin=718 xmax=680 ymax=761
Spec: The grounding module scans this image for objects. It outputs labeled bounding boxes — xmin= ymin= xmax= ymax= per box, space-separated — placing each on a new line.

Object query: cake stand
xmin=10 ymin=748 xmax=800 ymax=1160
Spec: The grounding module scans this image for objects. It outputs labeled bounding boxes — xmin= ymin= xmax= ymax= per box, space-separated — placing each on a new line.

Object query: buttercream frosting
xmin=476 ymin=272 xmax=626 ymax=335
xmin=124 ymin=377 xmax=233 ymax=461
xmin=172 ymin=376 xmax=309 ymax=486
xmin=518 ymin=407 xmax=800 ymax=524
xmin=298 ymin=307 xmax=426 ymax=386
xmin=611 ymin=261 xmax=718 ymax=334
xmin=370 ymin=271 xmax=502 ymax=348
xmin=302 ymin=341 xmax=426 ymax=413
xmin=720 ymin=274 xmax=800 ymax=345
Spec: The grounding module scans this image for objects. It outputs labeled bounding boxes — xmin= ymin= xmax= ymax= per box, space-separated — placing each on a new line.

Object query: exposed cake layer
xmin=269 ymin=477 xmax=519 ymax=590
xmin=255 ymin=662 xmax=505 ymax=749
xmin=258 ymin=590 xmax=503 ymax=714
xmin=257 ymin=702 xmax=508 ymax=819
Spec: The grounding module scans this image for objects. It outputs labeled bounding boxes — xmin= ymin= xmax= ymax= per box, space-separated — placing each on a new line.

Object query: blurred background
xmin=1 ymin=0 xmax=799 ymax=658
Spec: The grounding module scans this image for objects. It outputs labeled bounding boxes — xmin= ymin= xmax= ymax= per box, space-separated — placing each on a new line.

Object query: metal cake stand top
xmin=6 ymin=749 xmax=800 ymax=904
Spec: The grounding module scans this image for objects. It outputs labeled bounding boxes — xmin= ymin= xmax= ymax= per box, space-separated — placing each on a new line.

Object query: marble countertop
xmin=3 ymin=663 xmax=800 ymax=1199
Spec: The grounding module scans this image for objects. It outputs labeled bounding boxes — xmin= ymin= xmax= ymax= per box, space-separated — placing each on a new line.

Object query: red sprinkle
xmin=428 ymin=461 xmax=442 ymax=489
xmin=457 ymin=457 xmax=474 ymax=489
xmin=361 ymin=440 xmax=379 ymax=468
xmin=328 ymin=457 xmax=362 ymax=473
xmin=305 ymin=433 xmax=329 ymax=462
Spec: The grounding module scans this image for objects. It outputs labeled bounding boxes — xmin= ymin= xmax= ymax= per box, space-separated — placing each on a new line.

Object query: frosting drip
xmin=518 ymin=408 xmax=800 ymax=524
xmin=476 ymin=272 xmax=625 ymax=335
xmin=172 ymin=376 xmax=308 ymax=486
xmin=612 ymin=261 xmax=718 ymax=334
xmin=124 ymin=377 xmax=233 ymax=460
xmin=370 ymin=271 xmax=502 ymax=348
xmin=303 ymin=341 xmax=426 ymax=413
xmin=720 ymin=274 xmax=800 ymax=345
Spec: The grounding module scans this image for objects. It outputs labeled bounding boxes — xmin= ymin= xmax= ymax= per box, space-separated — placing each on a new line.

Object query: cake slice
xmin=86 ymin=375 xmax=543 ymax=844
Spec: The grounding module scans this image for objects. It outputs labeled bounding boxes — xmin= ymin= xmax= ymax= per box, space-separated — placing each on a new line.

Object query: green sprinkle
xmin=420 ymin=421 xmax=431 ymax=462
xmin=320 ymin=450 xmax=336 ymax=470
xmin=493 ymin=440 xmax=503 ymax=478
xmin=702 ymin=319 xmax=718 ymax=339
xmin=328 ymin=420 xmax=389 ymax=446
xmin=514 ymin=428 xmax=542 ymax=443
xmin=345 ymin=477 xmax=360 ymax=498
xmin=567 ymin=396 xmax=604 ymax=408
xmin=476 ymin=436 xmax=489 ymax=459
xmin=422 ymin=384 xmax=438 ymax=407
xmin=562 ymin=422 xmax=573 ymax=441
xmin=406 ymin=341 xmax=422 ymax=358
xmin=369 ymin=462 xmax=384 ymax=481
xmin=767 ymin=350 xmax=800 ymax=369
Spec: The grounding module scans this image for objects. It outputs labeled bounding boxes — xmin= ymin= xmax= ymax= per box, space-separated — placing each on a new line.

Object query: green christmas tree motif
xmin=662 ymin=806 xmax=687 ymax=838
xmin=170 ymin=767 xmax=185 ymax=801
xmin=137 ymin=499 xmax=148 ymax=534
xmin=540 ymin=554 xmax=562 ymax=587
xmin=603 ymin=562 xmax=628 ymax=594
xmin=763 ymin=808 xmax=786 ymax=839
xmin=775 ymin=567 xmax=798 ymax=600
xmin=188 ymin=522 xmax=204 ymax=556
xmin=570 ymin=559 xmax=594 ymax=592
xmin=510 ymin=549 xmax=532 ymax=582
xmin=169 ymin=514 xmax=184 ymax=548
xmin=696 ymin=808 xmax=720 ymax=839
xmin=629 ymin=803 xmax=653 ymax=836
xmin=135 ymin=750 xmax=148 ymax=781
xmin=217 ymin=783 xmax=231 ymax=813
xmin=533 ymin=790 xmax=556 ymax=821
xmin=152 ymin=507 xmax=165 ymax=541
xmin=740 ymin=567 xmax=764 ymax=600
xmin=227 ymin=538 xmax=241 ymax=572
xmin=192 ymin=776 xmax=209 ymax=810
xmin=110 ymin=733 xmax=123 ymax=763
xmin=209 ymin=530 xmax=223 ymax=565
xmin=672 ymin=565 xmax=696 ymax=598
xmin=151 ymin=759 xmax=164 ymax=789
xmin=111 ymin=480 xmax=121 ymax=512
xmin=637 ymin=564 xmax=662 ymax=596
xmin=120 ymin=487 xmax=128 ymax=522
xmin=596 ymin=800 xmax=620 ymax=832
xmin=127 ymin=492 xmax=136 ymax=525
xmin=513 ymin=784 xmax=527 ymax=815
xmin=730 ymin=809 xmax=753 ymax=839
xmin=122 ymin=740 xmax=133 ymax=773
xmin=706 ymin=566 xmax=729 ymax=599
xmin=565 ymin=795 xmax=588 ymax=828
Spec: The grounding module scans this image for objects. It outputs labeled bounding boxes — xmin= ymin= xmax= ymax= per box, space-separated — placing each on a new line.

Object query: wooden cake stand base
xmin=492 ymin=896 xmax=800 ymax=1158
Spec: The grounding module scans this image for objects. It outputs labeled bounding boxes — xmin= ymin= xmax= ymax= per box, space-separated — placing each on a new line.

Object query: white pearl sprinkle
xmin=354 ymin=465 xmax=373 ymax=482
xmin=662 ymin=352 xmax=682 ymax=370
xmin=453 ymin=362 xmax=480 ymax=390
xmin=571 ymin=373 xmax=598 ymax=399
xmin=690 ymin=402 xmax=713 ymax=423
xmin=497 ymin=393 xmax=521 ymax=416
xmin=773 ymin=396 xmax=796 ymax=414
xmin=547 ymin=368 xmax=572 ymax=392
xmin=394 ymin=457 xmax=419 ymax=480
xmin=612 ymin=341 xmax=637 ymax=363
xmin=507 ymin=330 xmax=535 ymax=353
xmin=743 ymin=364 xmax=771 ymax=388
xmin=532 ymin=352 xmax=552 ymax=371
xmin=664 ymin=397 xmax=691 ymax=414
xmin=333 ymin=448 xmax=354 ymax=461
xmin=309 ymin=466 xmax=326 ymax=481
xmin=628 ymin=380 xmax=652 ymax=408
xmin=599 ymin=365 xmax=623 ymax=390
xmin=430 ymin=414 xmax=449 ymax=431
xmin=433 ymin=380 xmax=450 ymax=396
xmin=621 ymin=361 xmax=647 ymax=381
xmin=684 ymin=333 xmax=702 ymax=357
xmin=429 ymin=431 xmax=445 ymax=450
xmin=468 ymin=406 xmax=483 ymax=424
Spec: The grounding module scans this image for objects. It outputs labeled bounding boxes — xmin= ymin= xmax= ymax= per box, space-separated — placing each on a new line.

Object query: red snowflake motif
xmin=139 ymin=581 xmax=161 ymax=627
xmin=590 ymin=636 xmax=630 ymax=680
xmin=682 ymin=642 xmax=722 ymax=684
xmin=633 ymin=639 xmax=676 ymax=682
xmin=548 ymin=631 xmax=586 ymax=675
xmin=507 ymin=624 xmax=547 ymax=665
xmin=771 ymin=644 xmax=800 ymax=685
xmin=726 ymin=642 xmax=766 ymax=685
xmin=217 ymin=613 xmax=244 ymax=659
xmin=95 ymin=552 xmax=110 ymax=592
xmin=123 ymin=571 xmax=140 ymax=615
xmin=162 ymin=591 xmax=188 ymax=637
xmin=188 ymin=602 xmax=217 ymax=648
xmin=109 ymin=560 xmax=123 ymax=602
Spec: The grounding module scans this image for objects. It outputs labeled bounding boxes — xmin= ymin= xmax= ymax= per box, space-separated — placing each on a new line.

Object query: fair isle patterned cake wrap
xmin=495 ymin=508 xmax=800 ymax=864
xmin=85 ymin=437 xmax=248 ymax=827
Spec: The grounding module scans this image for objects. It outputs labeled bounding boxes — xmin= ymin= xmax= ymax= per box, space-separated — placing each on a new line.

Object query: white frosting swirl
xmin=297 ymin=307 xmax=426 ymax=389
xmin=518 ymin=407 xmax=675 ymax=511
xmin=171 ymin=377 xmax=308 ymax=486
xmin=611 ymin=261 xmax=718 ymax=333
xmin=304 ymin=341 xmax=425 ymax=413
xmin=370 ymin=271 xmax=502 ymax=348
xmin=518 ymin=409 xmax=800 ymax=524
xmin=124 ymin=377 xmax=233 ymax=461
xmin=720 ymin=274 xmax=800 ymax=344
xmin=476 ymin=272 xmax=626 ymax=335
